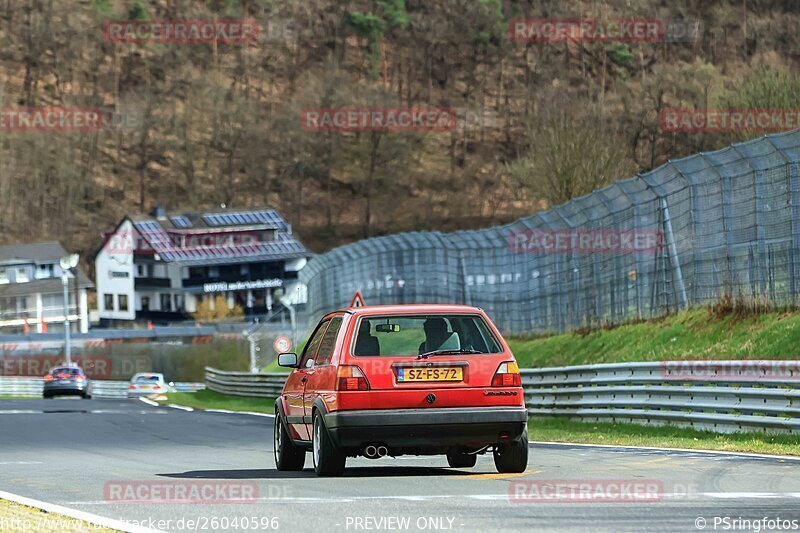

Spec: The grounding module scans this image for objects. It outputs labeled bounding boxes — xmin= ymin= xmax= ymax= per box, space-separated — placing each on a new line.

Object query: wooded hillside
xmin=0 ymin=0 xmax=798 ymax=265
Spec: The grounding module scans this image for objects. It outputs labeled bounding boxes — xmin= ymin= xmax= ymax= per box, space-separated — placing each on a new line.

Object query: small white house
xmin=0 ymin=242 xmax=92 ymax=334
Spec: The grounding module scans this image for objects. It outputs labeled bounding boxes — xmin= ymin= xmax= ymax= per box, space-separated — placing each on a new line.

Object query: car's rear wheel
xmin=446 ymin=450 xmax=477 ymax=468
xmin=493 ymin=427 xmax=529 ymax=473
xmin=312 ymin=411 xmax=345 ymax=477
xmin=274 ymin=412 xmax=305 ymax=471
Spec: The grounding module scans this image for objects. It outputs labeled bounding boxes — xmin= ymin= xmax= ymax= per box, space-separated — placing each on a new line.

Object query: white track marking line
xmin=701 ymin=492 xmax=800 ymax=499
xmin=0 ymin=410 xmax=42 ymax=414
xmin=166 ymin=404 xmax=194 ymax=411
xmin=0 ymin=489 xmax=164 ymax=533
xmin=205 ymin=408 xmax=274 ymax=417
xmin=240 ymin=410 xmax=274 ymax=417
xmin=0 ymin=461 xmax=43 ymax=465
xmin=530 ymin=440 xmax=800 ymax=462
xmin=137 ymin=397 xmax=158 ymax=406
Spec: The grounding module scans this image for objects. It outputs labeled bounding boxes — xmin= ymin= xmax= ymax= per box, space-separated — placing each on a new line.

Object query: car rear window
xmin=352 ymin=314 xmax=502 ymax=356
xmin=51 ymin=367 xmax=82 ymax=376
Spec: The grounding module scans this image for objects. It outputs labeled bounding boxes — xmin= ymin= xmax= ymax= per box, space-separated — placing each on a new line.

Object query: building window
xmin=141 ymin=296 xmax=150 ymax=311
xmin=0 ymin=269 xmax=7 ymax=284
xmin=119 ymin=295 xmax=129 ymax=312
xmin=136 ymin=264 xmax=146 ymax=277
xmin=160 ymin=294 xmax=172 ymax=312
xmin=104 ymin=294 xmax=114 ymax=311
xmin=36 ymin=264 xmax=54 ymax=279
xmin=16 ymin=268 xmax=29 ymax=283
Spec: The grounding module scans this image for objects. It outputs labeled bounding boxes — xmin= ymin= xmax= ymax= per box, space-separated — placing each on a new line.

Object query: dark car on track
xmin=274 ymin=304 xmax=528 ymax=476
xmin=43 ymin=366 xmax=92 ymax=399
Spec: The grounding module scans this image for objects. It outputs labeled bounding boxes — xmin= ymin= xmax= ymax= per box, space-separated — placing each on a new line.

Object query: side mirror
xmin=277 ymin=352 xmax=298 ymax=368
xmin=168 ymin=381 xmax=175 ymax=387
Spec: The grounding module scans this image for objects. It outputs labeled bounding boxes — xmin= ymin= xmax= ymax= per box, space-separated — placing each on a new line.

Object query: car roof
xmin=335 ymin=304 xmax=485 ymax=316
xmin=131 ymin=372 xmax=164 ymax=379
xmin=50 ymin=365 xmax=83 ymax=372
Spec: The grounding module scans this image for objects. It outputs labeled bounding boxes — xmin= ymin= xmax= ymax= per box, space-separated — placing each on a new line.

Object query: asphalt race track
xmin=1 ymin=398 xmax=799 ymax=533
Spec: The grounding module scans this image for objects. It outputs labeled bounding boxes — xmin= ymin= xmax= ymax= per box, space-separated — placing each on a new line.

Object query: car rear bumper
xmin=324 ymin=406 xmax=528 ymax=449
xmin=43 ymin=383 xmax=87 ymax=395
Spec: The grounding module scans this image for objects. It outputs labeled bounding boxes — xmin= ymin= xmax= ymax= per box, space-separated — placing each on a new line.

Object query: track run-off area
xmin=0 ymin=398 xmax=799 ymax=533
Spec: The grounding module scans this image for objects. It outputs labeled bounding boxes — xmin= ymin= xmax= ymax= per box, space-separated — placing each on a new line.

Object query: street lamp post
xmin=61 ymin=272 xmax=72 ymax=367
xmin=60 ymin=254 xmax=80 ymax=367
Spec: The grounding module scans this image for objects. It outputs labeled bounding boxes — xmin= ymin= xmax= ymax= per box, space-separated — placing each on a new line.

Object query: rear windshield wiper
xmin=418 ymin=348 xmax=483 ymax=358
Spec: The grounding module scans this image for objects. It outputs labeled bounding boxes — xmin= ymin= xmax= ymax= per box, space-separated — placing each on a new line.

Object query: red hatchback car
xmin=274 ymin=304 xmax=528 ymax=476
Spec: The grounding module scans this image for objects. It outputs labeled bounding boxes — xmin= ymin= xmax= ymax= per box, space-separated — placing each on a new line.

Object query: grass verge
xmin=158 ymin=389 xmax=274 ymax=414
xmin=0 ymin=498 xmax=117 ymax=532
xmin=528 ymin=417 xmax=800 ymax=456
xmin=508 ymin=307 xmax=800 ymax=367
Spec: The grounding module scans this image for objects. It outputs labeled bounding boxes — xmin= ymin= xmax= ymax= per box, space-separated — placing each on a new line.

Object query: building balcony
xmin=134 ymin=277 xmax=172 ymax=289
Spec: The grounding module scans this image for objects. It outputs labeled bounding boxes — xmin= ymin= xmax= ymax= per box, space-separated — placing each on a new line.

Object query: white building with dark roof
xmin=0 ymin=242 xmax=92 ymax=334
xmin=94 ymin=207 xmax=311 ymax=324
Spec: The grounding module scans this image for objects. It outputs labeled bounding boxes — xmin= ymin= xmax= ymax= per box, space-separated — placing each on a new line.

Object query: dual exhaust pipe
xmin=364 ymin=444 xmax=388 ymax=459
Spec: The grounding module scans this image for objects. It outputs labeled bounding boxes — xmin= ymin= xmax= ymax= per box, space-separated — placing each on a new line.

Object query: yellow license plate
xmin=397 ymin=367 xmax=463 ymax=382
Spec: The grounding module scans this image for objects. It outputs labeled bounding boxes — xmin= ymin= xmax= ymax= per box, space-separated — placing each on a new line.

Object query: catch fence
xmin=302 ymin=130 xmax=800 ymax=335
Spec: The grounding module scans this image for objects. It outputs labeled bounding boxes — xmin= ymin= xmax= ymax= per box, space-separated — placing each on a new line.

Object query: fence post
xmin=661 ymin=197 xmax=688 ymax=309
xmin=790 ymin=163 xmax=800 ymax=302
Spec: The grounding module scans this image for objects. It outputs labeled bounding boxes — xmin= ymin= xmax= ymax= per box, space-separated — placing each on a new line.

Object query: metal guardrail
xmin=0 ymin=377 xmax=205 ymax=399
xmin=524 ymin=361 xmax=800 ymax=434
xmin=205 ymin=367 xmax=286 ymax=398
xmin=206 ymin=361 xmax=800 ymax=434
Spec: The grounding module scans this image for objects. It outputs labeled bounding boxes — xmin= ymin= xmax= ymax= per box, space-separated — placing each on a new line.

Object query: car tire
xmin=273 ymin=412 xmax=306 ymax=471
xmin=312 ymin=411 xmax=345 ymax=477
xmin=446 ymin=450 xmax=477 ymax=468
xmin=43 ymin=393 xmax=52 ymax=399
xmin=493 ymin=427 xmax=529 ymax=473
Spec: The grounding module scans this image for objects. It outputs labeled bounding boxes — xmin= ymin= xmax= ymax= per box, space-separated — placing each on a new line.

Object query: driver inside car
xmin=418 ymin=317 xmax=460 ymax=354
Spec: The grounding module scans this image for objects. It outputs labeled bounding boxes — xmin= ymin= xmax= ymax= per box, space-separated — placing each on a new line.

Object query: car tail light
xmin=43 ymin=375 xmax=54 ymax=382
xmin=337 ymin=365 xmax=370 ymax=391
xmin=491 ymin=361 xmax=521 ymax=387
xmin=129 ymin=384 xmax=136 ymax=390
xmin=153 ymin=385 xmax=161 ymax=390
xmin=75 ymin=376 xmax=84 ymax=382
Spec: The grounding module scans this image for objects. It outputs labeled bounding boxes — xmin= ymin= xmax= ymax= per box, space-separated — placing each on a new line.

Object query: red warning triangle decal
xmin=350 ymin=290 xmax=365 ymax=308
